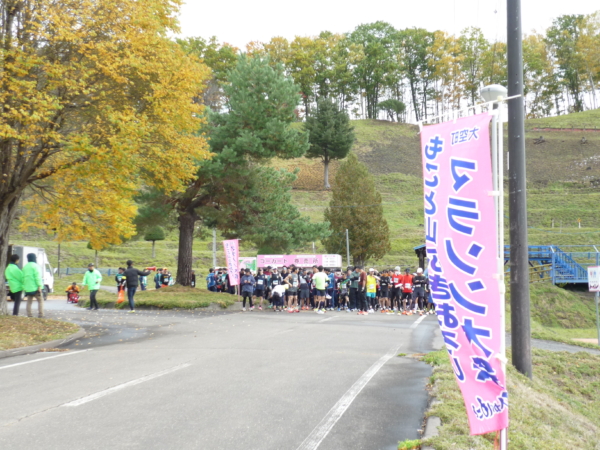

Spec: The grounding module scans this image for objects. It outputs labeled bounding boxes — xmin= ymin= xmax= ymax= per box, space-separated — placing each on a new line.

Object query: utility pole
xmin=507 ymin=0 xmax=532 ymax=379
xmin=212 ymin=228 xmax=217 ymax=268
xmin=345 ymin=229 xmax=350 ymax=267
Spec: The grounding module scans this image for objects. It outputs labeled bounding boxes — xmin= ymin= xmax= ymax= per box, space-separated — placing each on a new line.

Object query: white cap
xmin=369 ymin=268 xmax=375 ymax=272
xmin=417 ymin=268 xmax=423 ymax=274
xmin=395 ymin=266 xmax=400 ymax=271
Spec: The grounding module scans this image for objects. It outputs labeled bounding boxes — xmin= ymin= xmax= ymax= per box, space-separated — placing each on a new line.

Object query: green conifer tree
xmin=304 ymin=98 xmax=355 ymax=189
xmin=323 ymin=153 xmax=390 ymax=266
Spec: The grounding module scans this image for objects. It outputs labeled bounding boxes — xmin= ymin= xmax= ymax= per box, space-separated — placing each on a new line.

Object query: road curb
xmin=420 ymin=395 xmax=442 ymax=449
xmin=0 ymin=328 xmax=86 ymax=360
xmin=78 ymin=301 xmax=243 ymax=312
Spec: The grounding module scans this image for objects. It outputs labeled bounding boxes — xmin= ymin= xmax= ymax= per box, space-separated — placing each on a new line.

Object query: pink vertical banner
xmin=223 ymin=239 xmax=240 ymax=286
xmin=420 ymin=113 xmax=508 ymax=435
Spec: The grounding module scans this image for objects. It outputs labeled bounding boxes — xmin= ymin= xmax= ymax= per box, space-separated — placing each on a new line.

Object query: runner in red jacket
xmin=401 ymin=268 xmax=413 ymax=314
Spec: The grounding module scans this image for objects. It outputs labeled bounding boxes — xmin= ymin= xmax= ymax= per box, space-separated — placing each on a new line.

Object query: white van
xmin=10 ymin=246 xmax=55 ymax=300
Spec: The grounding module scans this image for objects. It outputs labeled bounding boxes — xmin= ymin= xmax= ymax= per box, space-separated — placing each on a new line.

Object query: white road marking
xmin=0 ymin=349 xmax=92 ymax=371
xmin=319 ymin=316 xmax=337 ymax=323
xmin=410 ymin=314 xmax=428 ymax=329
xmin=62 ymin=363 xmax=191 ymax=407
xmin=296 ymin=316 xmax=427 ymax=450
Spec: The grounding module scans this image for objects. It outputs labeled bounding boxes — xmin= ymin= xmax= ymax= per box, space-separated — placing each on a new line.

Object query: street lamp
xmin=481 ymin=84 xmax=508 ymax=107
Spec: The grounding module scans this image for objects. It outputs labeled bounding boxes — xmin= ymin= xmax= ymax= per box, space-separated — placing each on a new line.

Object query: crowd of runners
xmin=206 ymin=265 xmax=434 ymax=316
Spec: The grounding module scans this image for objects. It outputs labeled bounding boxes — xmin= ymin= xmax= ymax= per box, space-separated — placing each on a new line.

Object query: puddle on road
xmin=60 ymin=321 xmax=154 ymax=349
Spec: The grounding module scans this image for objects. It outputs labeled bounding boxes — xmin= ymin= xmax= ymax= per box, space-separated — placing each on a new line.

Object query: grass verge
xmin=506 ymin=283 xmax=600 ymax=350
xmin=421 ymin=348 xmax=600 ymax=450
xmin=78 ymin=286 xmax=238 ymax=310
xmin=0 ymin=316 xmax=79 ymax=351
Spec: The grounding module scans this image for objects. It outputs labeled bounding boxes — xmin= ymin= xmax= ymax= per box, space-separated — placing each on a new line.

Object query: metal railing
xmin=505 ymin=264 xmax=553 ymax=284
xmin=63 ymin=268 xmax=118 ymax=276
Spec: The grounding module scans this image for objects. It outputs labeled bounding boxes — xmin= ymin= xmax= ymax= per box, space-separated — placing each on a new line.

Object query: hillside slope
xmin=283 ymin=110 xmax=600 ymax=266
xmin=9 ymin=110 xmax=600 ymax=271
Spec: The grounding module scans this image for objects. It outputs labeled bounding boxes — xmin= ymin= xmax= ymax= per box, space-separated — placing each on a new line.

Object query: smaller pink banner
xmin=257 ymin=254 xmax=342 ymax=268
xmin=223 ymin=239 xmax=240 ymax=286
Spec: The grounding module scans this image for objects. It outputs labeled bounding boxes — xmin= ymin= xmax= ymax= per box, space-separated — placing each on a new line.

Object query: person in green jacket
xmin=5 ymin=254 xmax=24 ymax=316
xmin=82 ymin=263 xmax=102 ymax=310
xmin=23 ymin=253 xmax=44 ymax=318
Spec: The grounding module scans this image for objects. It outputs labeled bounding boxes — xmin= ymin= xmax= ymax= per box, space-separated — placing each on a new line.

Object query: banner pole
xmin=498 ymin=102 xmax=508 ymax=450
xmin=596 ymin=291 xmax=600 ymax=345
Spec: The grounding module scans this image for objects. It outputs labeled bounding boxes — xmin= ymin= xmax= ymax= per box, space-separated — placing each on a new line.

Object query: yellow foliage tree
xmin=0 ymin=0 xmax=211 ymax=314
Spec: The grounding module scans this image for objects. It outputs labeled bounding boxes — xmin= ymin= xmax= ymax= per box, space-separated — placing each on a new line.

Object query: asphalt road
xmin=1 ymin=300 xmax=443 ymax=450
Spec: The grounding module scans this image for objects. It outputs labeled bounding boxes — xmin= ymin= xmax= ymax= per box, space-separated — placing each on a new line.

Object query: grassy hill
xmin=283 ymin=111 xmax=600 ymax=266
xmin=9 ymin=109 xmax=600 ymax=273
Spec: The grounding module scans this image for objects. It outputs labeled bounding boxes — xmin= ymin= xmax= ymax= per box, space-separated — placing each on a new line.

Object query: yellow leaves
xmin=3 ymin=0 xmax=212 ymax=247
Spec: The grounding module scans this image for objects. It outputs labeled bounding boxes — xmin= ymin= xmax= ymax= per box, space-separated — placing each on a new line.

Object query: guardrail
xmin=505 ymin=264 xmax=553 ymax=284
xmin=63 ymin=268 xmax=118 ymax=276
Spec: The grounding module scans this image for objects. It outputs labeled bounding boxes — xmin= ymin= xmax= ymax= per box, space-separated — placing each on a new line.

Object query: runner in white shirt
xmin=271 ymin=283 xmax=288 ymax=312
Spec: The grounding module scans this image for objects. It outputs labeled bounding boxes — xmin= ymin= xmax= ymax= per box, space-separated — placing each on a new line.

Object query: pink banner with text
xmin=223 ymin=239 xmax=240 ymax=286
xmin=420 ymin=114 xmax=508 ymax=435
xmin=257 ymin=254 xmax=342 ymax=268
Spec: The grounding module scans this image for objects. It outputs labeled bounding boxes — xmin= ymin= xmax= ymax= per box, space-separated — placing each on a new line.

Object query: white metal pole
xmin=346 ymin=229 xmax=351 ymax=267
xmin=596 ymin=291 xmax=600 ymax=345
xmin=212 ymin=228 xmax=217 ymax=268
xmin=498 ymin=103 xmax=508 ymax=450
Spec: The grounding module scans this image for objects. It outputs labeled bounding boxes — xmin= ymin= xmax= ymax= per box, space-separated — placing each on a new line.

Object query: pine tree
xmin=171 ymin=56 xmax=326 ymax=285
xmin=323 ymin=153 xmax=390 ymax=266
xmin=304 ymin=98 xmax=355 ymax=189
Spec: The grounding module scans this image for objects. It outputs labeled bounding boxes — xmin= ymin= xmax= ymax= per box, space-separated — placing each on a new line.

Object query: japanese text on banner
xmin=223 ymin=239 xmax=240 ymax=286
xmin=421 ymin=114 xmax=508 ymax=435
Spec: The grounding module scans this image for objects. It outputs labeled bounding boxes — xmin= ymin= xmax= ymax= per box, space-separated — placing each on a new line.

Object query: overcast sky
xmin=177 ymin=1 xmax=598 ymax=49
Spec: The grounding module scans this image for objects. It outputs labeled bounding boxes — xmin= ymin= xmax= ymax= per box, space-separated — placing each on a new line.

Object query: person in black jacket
xmin=412 ymin=268 xmax=427 ymax=315
xmin=123 ymin=260 xmax=152 ymax=313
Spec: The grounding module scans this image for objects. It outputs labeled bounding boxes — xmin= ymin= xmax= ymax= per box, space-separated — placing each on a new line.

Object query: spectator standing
xmin=82 ymin=263 xmax=102 ymax=310
xmin=191 ymin=270 xmax=196 ymax=288
xmin=139 ymin=274 xmax=148 ymax=291
xmin=23 ymin=253 xmax=44 ymax=318
xmin=5 ymin=254 xmax=24 ymax=316
xmin=123 ymin=260 xmax=152 ymax=313
xmin=241 ymin=269 xmax=255 ymax=311
xmin=154 ymin=269 xmax=162 ymax=289
xmin=160 ymin=268 xmax=171 ymax=287
xmin=115 ymin=267 xmax=125 ymax=290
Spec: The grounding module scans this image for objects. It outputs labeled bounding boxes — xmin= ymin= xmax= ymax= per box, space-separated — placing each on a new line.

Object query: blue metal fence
xmin=64 ymin=268 xmax=118 ymax=276
xmin=504 ymin=245 xmax=599 ymax=285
